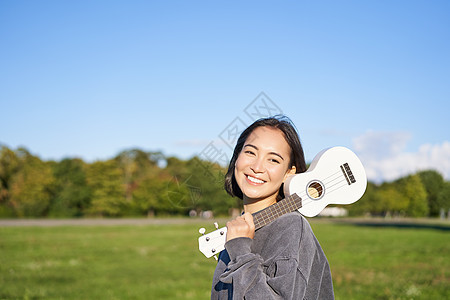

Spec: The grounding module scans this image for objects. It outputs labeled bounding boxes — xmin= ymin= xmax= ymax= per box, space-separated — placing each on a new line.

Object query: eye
xmin=244 ymin=150 xmax=255 ymax=156
xmin=269 ymin=158 xmax=280 ymax=164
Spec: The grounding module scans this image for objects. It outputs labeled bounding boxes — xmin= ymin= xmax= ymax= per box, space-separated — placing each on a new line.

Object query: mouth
xmin=246 ymin=175 xmax=266 ymax=185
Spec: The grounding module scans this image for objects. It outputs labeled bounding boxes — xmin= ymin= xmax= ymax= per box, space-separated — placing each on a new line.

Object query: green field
xmin=0 ymin=219 xmax=448 ymax=299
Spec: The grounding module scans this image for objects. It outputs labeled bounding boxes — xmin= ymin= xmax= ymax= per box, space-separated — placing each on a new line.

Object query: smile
xmin=246 ymin=175 xmax=265 ymax=184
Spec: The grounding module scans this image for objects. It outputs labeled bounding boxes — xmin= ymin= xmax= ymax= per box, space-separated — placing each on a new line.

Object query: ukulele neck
xmin=252 ymin=193 xmax=302 ymax=230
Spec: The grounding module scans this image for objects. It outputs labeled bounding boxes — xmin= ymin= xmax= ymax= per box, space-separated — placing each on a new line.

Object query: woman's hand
xmin=226 ymin=212 xmax=255 ymax=242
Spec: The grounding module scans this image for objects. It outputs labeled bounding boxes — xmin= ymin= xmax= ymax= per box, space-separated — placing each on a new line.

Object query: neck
xmin=243 ymin=194 xmax=278 ymax=214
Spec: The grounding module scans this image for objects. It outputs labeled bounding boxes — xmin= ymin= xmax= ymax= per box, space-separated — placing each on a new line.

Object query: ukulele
xmin=198 ymin=146 xmax=367 ymax=259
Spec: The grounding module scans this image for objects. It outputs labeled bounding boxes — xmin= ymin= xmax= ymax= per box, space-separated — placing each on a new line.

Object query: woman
xmin=211 ymin=116 xmax=334 ymax=299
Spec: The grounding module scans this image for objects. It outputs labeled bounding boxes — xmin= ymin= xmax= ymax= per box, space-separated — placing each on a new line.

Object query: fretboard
xmin=252 ymin=193 xmax=302 ymax=230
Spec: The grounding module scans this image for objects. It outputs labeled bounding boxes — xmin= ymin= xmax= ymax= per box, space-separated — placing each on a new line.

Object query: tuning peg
xmin=199 ymin=228 xmax=206 ymax=235
xmin=214 ymin=222 xmax=219 ymax=229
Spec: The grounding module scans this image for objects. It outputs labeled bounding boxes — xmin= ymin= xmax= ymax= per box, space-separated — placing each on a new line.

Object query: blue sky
xmin=1 ymin=0 xmax=449 ymax=182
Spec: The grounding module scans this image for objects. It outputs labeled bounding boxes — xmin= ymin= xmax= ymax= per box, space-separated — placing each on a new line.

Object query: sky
xmin=1 ymin=0 xmax=449 ymax=183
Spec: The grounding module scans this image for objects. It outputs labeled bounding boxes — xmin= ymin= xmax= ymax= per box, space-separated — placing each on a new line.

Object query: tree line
xmin=0 ymin=145 xmax=449 ymax=218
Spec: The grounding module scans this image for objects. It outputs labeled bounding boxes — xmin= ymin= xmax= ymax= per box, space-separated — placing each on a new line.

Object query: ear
xmin=283 ymin=165 xmax=296 ymax=182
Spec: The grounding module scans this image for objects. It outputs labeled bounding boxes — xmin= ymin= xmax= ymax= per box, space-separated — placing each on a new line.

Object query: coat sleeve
xmin=217 ymin=215 xmax=312 ymax=300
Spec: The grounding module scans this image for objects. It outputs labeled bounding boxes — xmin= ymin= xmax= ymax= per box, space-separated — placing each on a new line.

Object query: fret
xmin=264 ymin=207 xmax=271 ymax=221
xmin=288 ymin=198 xmax=296 ymax=211
xmin=274 ymin=204 xmax=281 ymax=218
xmin=284 ymin=202 xmax=290 ymax=211
xmin=261 ymin=209 xmax=268 ymax=223
xmin=252 ymin=193 xmax=302 ymax=230
xmin=253 ymin=218 xmax=260 ymax=229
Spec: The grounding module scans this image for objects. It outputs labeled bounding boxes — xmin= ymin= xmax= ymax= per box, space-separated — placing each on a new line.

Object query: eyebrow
xmin=243 ymin=144 xmax=285 ymax=161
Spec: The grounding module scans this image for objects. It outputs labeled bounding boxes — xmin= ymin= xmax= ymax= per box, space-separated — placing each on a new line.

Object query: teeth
xmin=247 ymin=175 xmax=264 ymax=184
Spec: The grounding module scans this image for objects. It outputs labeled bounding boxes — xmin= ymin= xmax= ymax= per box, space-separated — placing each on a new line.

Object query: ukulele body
xmin=283 ymin=146 xmax=367 ymax=217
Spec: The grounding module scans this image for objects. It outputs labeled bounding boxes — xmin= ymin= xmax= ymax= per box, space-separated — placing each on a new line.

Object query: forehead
xmin=245 ymin=126 xmax=291 ymax=154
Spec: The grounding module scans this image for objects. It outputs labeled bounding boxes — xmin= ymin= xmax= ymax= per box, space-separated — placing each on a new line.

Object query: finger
xmin=242 ymin=212 xmax=255 ymax=230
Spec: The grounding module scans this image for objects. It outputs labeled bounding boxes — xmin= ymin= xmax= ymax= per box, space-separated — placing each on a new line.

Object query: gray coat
xmin=211 ymin=211 xmax=334 ymax=299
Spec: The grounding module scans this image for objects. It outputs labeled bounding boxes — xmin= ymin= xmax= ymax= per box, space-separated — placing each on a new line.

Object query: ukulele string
xmin=299 ymin=179 xmax=349 ymax=209
xmin=292 ymin=170 xmax=350 ymax=209
xmin=254 ymin=192 xmax=306 ymax=228
xmin=258 ymin=170 xmax=349 ymax=226
xmin=294 ymin=169 xmax=342 ymax=198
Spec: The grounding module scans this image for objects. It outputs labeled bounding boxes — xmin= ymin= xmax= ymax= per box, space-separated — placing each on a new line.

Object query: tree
xmin=437 ymin=181 xmax=450 ymax=216
xmin=377 ymin=183 xmax=409 ymax=216
xmin=130 ymin=173 xmax=162 ymax=216
xmin=86 ymin=160 xmax=126 ymax=217
xmin=0 ymin=146 xmax=20 ymax=216
xmin=8 ymin=149 xmax=54 ymax=217
xmin=127 ymin=169 xmax=191 ymax=216
xmin=0 ymin=146 xmax=20 ymax=191
xmin=114 ymin=149 xmax=163 ymax=203
xmin=48 ymin=158 xmax=91 ymax=217
xmin=184 ymin=157 xmax=234 ymax=215
xmin=347 ymin=182 xmax=378 ymax=216
xmin=397 ymin=175 xmax=429 ymax=217
xmin=417 ymin=170 xmax=445 ymax=217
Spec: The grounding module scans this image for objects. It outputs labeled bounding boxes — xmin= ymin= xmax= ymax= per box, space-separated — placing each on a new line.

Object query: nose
xmin=250 ymin=157 xmax=265 ymax=173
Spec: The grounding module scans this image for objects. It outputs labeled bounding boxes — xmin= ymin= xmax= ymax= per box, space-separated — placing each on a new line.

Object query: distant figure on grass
xmin=211 ymin=116 xmax=334 ymax=299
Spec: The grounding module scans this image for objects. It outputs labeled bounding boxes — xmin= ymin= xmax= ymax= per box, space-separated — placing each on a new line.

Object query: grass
xmin=312 ymin=220 xmax=449 ymax=299
xmin=0 ymin=219 xmax=448 ymax=299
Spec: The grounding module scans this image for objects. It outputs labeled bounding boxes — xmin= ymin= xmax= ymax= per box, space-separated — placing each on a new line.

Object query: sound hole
xmin=307 ymin=181 xmax=324 ymax=200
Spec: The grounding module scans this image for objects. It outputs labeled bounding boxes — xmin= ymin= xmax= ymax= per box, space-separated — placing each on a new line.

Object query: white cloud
xmin=353 ymin=130 xmax=412 ymax=160
xmin=352 ymin=131 xmax=450 ymax=182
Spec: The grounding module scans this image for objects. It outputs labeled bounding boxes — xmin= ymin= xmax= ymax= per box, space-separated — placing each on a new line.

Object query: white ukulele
xmin=198 ymin=146 xmax=367 ymax=259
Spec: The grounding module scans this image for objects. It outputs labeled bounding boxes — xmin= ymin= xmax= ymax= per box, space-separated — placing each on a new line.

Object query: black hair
xmin=224 ymin=115 xmax=306 ymax=200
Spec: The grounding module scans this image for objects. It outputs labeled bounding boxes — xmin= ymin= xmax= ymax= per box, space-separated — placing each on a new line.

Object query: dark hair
xmin=224 ymin=115 xmax=306 ymax=200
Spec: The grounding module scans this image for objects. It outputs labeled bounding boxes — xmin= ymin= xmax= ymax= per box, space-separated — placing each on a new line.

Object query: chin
xmin=244 ymin=190 xmax=275 ymax=201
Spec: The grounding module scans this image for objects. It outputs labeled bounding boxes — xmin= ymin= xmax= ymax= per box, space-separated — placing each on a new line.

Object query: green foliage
xmin=347 ymin=182 xmax=377 ymax=216
xmin=113 ymin=149 xmax=182 ymax=216
xmin=418 ymin=170 xmax=445 ymax=216
xmin=0 ymin=145 xmax=448 ymax=218
xmin=9 ymin=149 xmax=54 ymax=217
xmin=86 ymin=160 xmax=126 ymax=217
xmin=0 ymin=146 xmax=20 ymax=191
xmin=398 ymin=175 xmax=429 ymax=217
xmin=377 ymin=183 xmax=409 ymax=215
xmin=184 ymin=157 xmax=236 ymax=215
xmin=348 ymin=171 xmax=442 ymax=218
xmin=0 ymin=146 xmax=21 ymax=216
xmin=437 ymin=181 xmax=450 ymax=212
xmin=48 ymin=158 xmax=91 ymax=217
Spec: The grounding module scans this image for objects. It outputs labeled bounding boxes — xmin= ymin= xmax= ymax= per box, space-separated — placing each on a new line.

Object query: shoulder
xmin=253 ymin=212 xmax=308 ymax=261
xmin=277 ymin=211 xmax=305 ymax=225
xmin=256 ymin=211 xmax=307 ymax=245
xmin=269 ymin=211 xmax=307 ymax=233
xmin=259 ymin=211 xmax=319 ymax=247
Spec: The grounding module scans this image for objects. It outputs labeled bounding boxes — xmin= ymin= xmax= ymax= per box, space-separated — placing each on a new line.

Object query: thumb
xmin=242 ymin=212 xmax=255 ymax=230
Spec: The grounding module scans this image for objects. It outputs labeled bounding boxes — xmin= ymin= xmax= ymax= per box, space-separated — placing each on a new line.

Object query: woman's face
xmin=234 ymin=126 xmax=295 ymax=203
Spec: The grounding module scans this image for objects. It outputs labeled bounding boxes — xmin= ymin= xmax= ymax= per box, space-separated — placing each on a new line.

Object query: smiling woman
xmin=212 ymin=115 xmax=335 ymax=300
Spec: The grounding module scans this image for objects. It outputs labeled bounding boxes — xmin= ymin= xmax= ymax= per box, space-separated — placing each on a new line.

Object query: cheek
xmin=234 ymin=157 xmax=243 ymax=178
xmin=234 ymin=154 xmax=247 ymax=172
xmin=268 ymin=165 xmax=290 ymax=182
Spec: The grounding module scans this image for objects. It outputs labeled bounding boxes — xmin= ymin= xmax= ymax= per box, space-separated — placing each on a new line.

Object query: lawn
xmin=0 ymin=219 xmax=448 ymax=299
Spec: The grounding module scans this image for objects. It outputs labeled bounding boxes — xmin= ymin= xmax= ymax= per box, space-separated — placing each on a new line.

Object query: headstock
xmin=198 ymin=222 xmax=228 ymax=259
